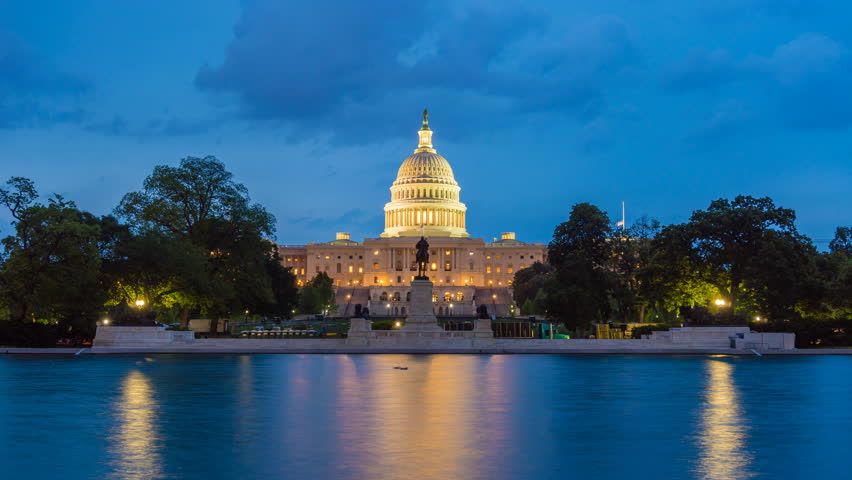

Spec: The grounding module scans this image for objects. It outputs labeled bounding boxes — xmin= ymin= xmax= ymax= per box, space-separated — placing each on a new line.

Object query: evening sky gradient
xmin=1 ymin=0 xmax=850 ymax=247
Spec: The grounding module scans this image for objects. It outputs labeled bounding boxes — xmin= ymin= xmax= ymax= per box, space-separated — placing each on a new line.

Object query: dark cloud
xmin=759 ymin=34 xmax=852 ymax=129
xmin=195 ymin=1 xmax=639 ymax=142
xmin=0 ymin=29 xmax=90 ymax=128
xmin=663 ymin=48 xmax=742 ymax=93
xmin=683 ymin=100 xmax=753 ymax=149
xmin=668 ymin=33 xmax=852 ymax=142
xmin=84 ymin=114 xmax=218 ymax=138
xmin=698 ymin=0 xmax=822 ymax=19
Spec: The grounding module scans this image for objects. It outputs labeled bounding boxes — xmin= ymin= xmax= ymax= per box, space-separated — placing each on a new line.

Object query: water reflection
xmin=695 ymin=359 xmax=753 ymax=480
xmin=345 ymin=355 xmax=483 ymax=480
xmin=107 ymin=369 xmax=162 ymax=480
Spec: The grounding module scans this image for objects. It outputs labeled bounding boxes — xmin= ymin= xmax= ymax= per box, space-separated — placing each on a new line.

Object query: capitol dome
xmin=381 ymin=110 xmax=468 ymax=238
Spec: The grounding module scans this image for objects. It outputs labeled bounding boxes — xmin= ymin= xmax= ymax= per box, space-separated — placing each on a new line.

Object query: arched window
xmin=432 ymin=293 xmax=438 ymax=302
xmin=393 ymin=292 xmax=401 ymax=301
xmin=380 ymin=292 xmax=388 ymax=301
xmin=443 ymin=292 xmax=452 ymax=302
xmin=456 ymin=292 xmax=464 ymax=301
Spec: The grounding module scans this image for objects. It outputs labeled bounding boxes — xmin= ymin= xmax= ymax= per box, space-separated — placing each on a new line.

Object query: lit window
xmin=444 ymin=263 xmax=451 ymax=271
xmin=430 ymin=262 xmax=437 ymax=271
xmin=373 ymin=262 xmax=379 ymax=270
xmin=444 ymin=292 xmax=452 ymax=302
xmin=373 ymin=250 xmax=379 ymax=255
xmin=445 ymin=250 xmax=451 ymax=255
xmin=496 ymin=255 xmax=501 ymax=260
xmin=358 ymin=267 xmax=363 ymax=273
xmin=324 ymin=255 xmax=330 ymax=260
xmin=348 ymin=265 xmax=353 ymax=273
xmin=486 ymin=265 xmax=492 ymax=274
xmin=496 ymin=267 xmax=501 ymax=273
xmin=468 ymin=251 xmax=474 ymax=256
xmin=432 ymin=293 xmax=438 ymax=302
xmin=508 ymin=266 xmax=513 ymax=274
xmin=456 ymin=292 xmax=464 ymax=301
xmin=486 ymin=255 xmax=491 ymax=260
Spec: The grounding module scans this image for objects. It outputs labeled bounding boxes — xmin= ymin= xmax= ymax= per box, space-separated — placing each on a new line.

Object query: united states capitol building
xmin=279 ymin=112 xmax=546 ymax=317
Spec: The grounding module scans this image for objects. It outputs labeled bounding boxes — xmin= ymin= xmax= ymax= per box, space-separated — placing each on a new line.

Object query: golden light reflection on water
xmin=696 ymin=359 xmax=753 ymax=480
xmin=108 ymin=369 xmax=162 ymax=480
xmin=337 ymin=355 xmax=488 ymax=480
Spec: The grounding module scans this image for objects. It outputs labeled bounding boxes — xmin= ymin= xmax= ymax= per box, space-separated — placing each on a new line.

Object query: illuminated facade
xmin=280 ymin=112 xmax=545 ymax=316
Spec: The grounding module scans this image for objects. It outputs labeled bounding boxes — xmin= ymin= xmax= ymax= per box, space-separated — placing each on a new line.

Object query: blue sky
xmin=1 ymin=0 xmax=850 ymax=247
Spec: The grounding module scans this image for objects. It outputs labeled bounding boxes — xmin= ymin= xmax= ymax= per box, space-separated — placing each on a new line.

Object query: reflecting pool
xmin=1 ymin=354 xmax=850 ymax=479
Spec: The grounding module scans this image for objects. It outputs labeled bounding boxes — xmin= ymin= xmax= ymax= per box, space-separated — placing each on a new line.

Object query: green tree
xmin=100 ymin=228 xmax=208 ymax=316
xmin=609 ymin=216 xmax=662 ymax=323
xmin=116 ymin=156 xmax=293 ymax=331
xmin=0 ymin=178 xmax=105 ymax=339
xmin=829 ymin=227 xmax=852 ymax=255
xmin=512 ymin=261 xmax=552 ymax=309
xmin=654 ymin=196 xmax=817 ymax=320
xmin=299 ymin=272 xmax=337 ymax=315
xmin=814 ymin=227 xmax=852 ymax=318
xmin=643 ymin=223 xmax=718 ymax=315
xmin=543 ymin=203 xmax=614 ymax=334
xmin=257 ymin=247 xmax=300 ymax=319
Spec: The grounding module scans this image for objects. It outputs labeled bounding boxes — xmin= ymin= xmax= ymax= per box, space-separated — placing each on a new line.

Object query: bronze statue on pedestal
xmin=415 ymin=236 xmax=429 ymax=279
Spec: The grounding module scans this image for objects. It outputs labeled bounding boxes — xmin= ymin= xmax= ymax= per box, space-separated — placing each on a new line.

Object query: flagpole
xmin=622 ymin=201 xmax=625 ymax=230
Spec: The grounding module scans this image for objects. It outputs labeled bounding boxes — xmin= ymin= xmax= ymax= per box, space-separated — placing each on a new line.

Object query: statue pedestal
xmin=401 ymin=279 xmax=443 ymax=332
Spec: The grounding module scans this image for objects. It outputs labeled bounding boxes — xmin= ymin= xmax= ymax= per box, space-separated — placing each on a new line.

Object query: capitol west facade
xmin=279 ymin=112 xmax=546 ymax=316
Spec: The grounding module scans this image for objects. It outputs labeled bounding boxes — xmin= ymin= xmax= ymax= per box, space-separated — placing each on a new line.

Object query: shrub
xmin=630 ymin=324 xmax=669 ymax=339
xmin=0 ymin=321 xmax=62 ymax=347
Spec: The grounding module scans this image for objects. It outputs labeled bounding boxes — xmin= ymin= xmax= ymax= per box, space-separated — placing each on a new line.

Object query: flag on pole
xmin=616 ymin=220 xmax=625 ymax=227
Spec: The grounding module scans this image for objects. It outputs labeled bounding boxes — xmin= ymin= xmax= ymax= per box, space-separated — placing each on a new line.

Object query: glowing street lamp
xmin=135 ymin=299 xmax=145 ymax=307
xmin=714 ymin=299 xmax=726 ymax=307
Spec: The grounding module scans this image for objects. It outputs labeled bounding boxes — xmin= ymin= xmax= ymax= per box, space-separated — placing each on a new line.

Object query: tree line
xmin=513 ymin=199 xmax=852 ymax=345
xmin=0 ymin=157 xmax=305 ymax=346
